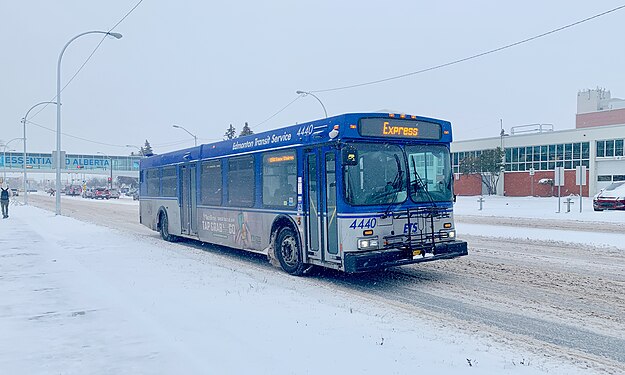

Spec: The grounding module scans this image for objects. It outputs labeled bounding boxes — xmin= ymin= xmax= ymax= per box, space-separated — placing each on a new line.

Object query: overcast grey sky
xmin=2 ymin=1 xmax=624 ymax=156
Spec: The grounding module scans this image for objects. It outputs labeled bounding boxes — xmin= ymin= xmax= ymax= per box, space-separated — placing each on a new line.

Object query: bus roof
xmin=141 ymin=112 xmax=452 ymax=168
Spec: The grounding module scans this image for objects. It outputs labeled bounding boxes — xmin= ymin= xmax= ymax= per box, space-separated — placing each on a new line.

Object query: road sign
xmin=529 ymin=167 xmax=535 ymax=176
xmin=554 ymin=167 xmax=565 ymax=187
xmin=575 ymin=166 xmax=587 ymax=186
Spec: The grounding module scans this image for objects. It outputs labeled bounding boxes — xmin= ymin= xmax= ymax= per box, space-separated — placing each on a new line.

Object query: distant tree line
xmin=224 ymin=122 xmax=253 ymax=140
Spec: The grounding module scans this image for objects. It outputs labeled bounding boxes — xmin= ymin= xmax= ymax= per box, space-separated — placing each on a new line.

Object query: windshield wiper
xmin=410 ymin=155 xmax=436 ymax=207
xmin=381 ymin=154 xmax=404 ymax=218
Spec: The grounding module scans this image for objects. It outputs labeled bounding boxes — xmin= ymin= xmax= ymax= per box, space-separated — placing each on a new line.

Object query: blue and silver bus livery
xmin=139 ymin=112 xmax=468 ymax=275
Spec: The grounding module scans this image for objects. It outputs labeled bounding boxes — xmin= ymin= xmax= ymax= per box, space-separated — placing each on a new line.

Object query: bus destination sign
xmin=358 ymin=118 xmax=442 ymax=140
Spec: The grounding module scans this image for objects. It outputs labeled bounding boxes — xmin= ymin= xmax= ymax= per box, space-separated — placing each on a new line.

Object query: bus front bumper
xmin=343 ymin=240 xmax=468 ymax=273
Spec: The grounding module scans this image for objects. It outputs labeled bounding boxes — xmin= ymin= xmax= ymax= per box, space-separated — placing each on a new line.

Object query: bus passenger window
xmin=263 ymin=151 xmax=296 ymax=208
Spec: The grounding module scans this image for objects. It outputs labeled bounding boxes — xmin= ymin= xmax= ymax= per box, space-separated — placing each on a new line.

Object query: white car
xmin=593 ymin=181 xmax=625 ymax=211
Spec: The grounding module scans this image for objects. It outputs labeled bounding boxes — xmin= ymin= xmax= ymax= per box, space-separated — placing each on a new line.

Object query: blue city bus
xmin=139 ymin=112 xmax=468 ymax=275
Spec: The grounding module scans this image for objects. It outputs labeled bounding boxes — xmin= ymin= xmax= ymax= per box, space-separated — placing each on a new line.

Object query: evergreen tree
xmin=239 ymin=122 xmax=253 ymax=137
xmin=143 ymin=140 xmax=154 ymax=156
xmin=224 ymin=124 xmax=237 ymax=140
xmin=459 ymin=147 xmax=504 ymax=195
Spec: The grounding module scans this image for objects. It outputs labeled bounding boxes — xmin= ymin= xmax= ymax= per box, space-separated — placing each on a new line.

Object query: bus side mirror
xmin=342 ymin=147 xmax=358 ymax=166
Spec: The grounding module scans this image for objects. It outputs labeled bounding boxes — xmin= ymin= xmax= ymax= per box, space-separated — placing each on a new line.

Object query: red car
xmin=93 ymin=187 xmax=110 ymax=200
xmin=593 ymin=182 xmax=625 ymax=211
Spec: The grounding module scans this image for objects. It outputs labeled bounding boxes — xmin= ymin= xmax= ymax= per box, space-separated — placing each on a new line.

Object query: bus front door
xmin=180 ymin=163 xmax=197 ymax=236
xmin=306 ymin=149 xmax=340 ymax=264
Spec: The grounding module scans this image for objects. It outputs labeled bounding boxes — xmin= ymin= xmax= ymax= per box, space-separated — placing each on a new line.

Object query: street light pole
xmin=296 ymin=90 xmax=327 ymax=118
xmin=22 ymin=101 xmax=57 ymax=205
xmin=172 ymin=124 xmax=198 ymax=146
xmin=55 ymin=30 xmax=122 ymax=215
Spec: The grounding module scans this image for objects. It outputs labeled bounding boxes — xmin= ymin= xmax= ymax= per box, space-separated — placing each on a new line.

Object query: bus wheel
xmin=276 ymin=228 xmax=305 ymax=276
xmin=159 ymin=212 xmax=176 ymax=242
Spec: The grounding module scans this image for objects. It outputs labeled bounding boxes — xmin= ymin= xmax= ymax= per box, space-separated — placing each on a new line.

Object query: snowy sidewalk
xmin=0 ymin=205 xmax=594 ymax=375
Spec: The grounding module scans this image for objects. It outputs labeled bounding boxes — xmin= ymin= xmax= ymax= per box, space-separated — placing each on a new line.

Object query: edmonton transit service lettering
xmin=232 ymin=131 xmax=292 ymax=150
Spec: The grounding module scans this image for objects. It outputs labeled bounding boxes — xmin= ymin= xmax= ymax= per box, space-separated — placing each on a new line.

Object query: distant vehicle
xmin=593 ymin=181 xmax=625 ymax=211
xmin=82 ymin=188 xmax=93 ymax=199
xmin=93 ymin=187 xmax=110 ymax=200
xmin=120 ymin=187 xmax=129 ymax=194
xmin=109 ymin=189 xmax=120 ymax=199
xmin=11 ymin=188 xmax=19 ymax=197
xmin=65 ymin=185 xmax=82 ymax=196
xmin=132 ymin=190 xmax=139 ymax=200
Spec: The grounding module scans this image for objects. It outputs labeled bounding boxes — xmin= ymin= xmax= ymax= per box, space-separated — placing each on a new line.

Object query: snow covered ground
xmin=454 ymin=195 xmax=625 ymax=250
xmin=1 ymin=196 xmax=623 ymax=374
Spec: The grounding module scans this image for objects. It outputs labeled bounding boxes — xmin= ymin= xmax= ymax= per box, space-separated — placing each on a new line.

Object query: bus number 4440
xmin=349 ymin=218 xmax=377 ymax=229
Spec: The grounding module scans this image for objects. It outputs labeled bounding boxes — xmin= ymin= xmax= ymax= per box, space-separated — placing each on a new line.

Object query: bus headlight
xmin=438 ymin=230 xmax=455 ymax=239
xmin=358 ymin=237 xmax=379 ymax=250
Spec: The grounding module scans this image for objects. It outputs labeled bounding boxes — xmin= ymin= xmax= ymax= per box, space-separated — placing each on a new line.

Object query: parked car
xmin=93 ymin=187 xmax=110 ymax=200
xmin=65 ymin=185 xmax=82 ymax=196
xmin=132 ymin=190 xmax=139 ymax=200
xmin=82 ymin=188 xmax=94 ymax=199
xmin=593 ymin=181 xmax=625 ymax=211
xmin=109 ymin=189 xmax=120 ymax=199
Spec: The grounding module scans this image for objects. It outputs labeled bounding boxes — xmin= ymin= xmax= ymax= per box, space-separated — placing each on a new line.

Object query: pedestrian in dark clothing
xmin=1 ymin=184 xmax=9 ymax=218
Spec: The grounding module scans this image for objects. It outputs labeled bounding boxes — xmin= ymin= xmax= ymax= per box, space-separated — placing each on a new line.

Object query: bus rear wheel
xmin=159 ymin=212 xmax=176 ymax=242
xmin=275 ymin=228 xmax=305 ymax=276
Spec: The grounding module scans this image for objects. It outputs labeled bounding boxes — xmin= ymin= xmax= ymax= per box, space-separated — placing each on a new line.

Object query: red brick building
xmin=451 ymin=89 xmax=625 ymax=197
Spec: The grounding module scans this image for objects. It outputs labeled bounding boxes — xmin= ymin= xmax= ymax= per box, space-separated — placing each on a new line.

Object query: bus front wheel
xmin=275 ymin=228 xmax=305 ymax=276
xmin=159 ymin=212 xmax=176 ymax=242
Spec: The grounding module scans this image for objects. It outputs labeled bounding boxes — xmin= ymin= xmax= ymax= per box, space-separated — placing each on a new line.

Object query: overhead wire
xmin=250 ymin=95 xmax=303 ymax=131
xmin=23 ymin=3 xmax=625 ymax=148
xmin=27 ymin=0 xmax=144 ymax=123
xmin=310 ymin=4 xmax=625 ymax=93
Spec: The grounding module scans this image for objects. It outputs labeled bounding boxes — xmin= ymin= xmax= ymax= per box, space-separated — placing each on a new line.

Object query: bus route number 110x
xmin=349 ymin=218 xmax=377 ymax=229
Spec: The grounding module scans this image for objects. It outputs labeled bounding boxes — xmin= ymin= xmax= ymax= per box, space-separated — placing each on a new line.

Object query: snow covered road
xmin=7 ymin=193 xmax=625 ymax=374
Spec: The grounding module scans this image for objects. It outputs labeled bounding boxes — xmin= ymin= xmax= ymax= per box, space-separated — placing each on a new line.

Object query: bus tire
xmin=275 ymin=228 xmax=305 ymax=276
xmin=159 ymin=211 xmax=176 ymax=242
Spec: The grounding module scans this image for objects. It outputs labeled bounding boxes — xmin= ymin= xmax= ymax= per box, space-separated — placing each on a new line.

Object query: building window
xmin=616 ymin=139 xmax=624 ymax=157
xmin=200 ymin=160 xmax=222 ymax=205
xmin=564 ymin=143 xmax=572 ymax=160
xmin=533 ymin=146 xmax=540 ymax=161
xmin=582 ymin=142 xmax=589 ymax=159
xmin=606 ymin=140 xmax=615 ymax=157
xmin=573 ymin=143 xmax=580 ymax=159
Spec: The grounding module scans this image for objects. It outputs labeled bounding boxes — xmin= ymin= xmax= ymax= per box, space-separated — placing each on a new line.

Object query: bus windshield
xmin=406 ymin=144 xmax=453 ymax=203
xmin=343 ymin=143 xmax=407 ymax=205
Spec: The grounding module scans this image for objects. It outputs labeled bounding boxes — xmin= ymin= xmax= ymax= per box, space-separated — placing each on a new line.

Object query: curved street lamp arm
xmin=173 ymin=125 xmax=198 ymax=146
xmin=296 ymin=90 xmax=327 ymax=118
